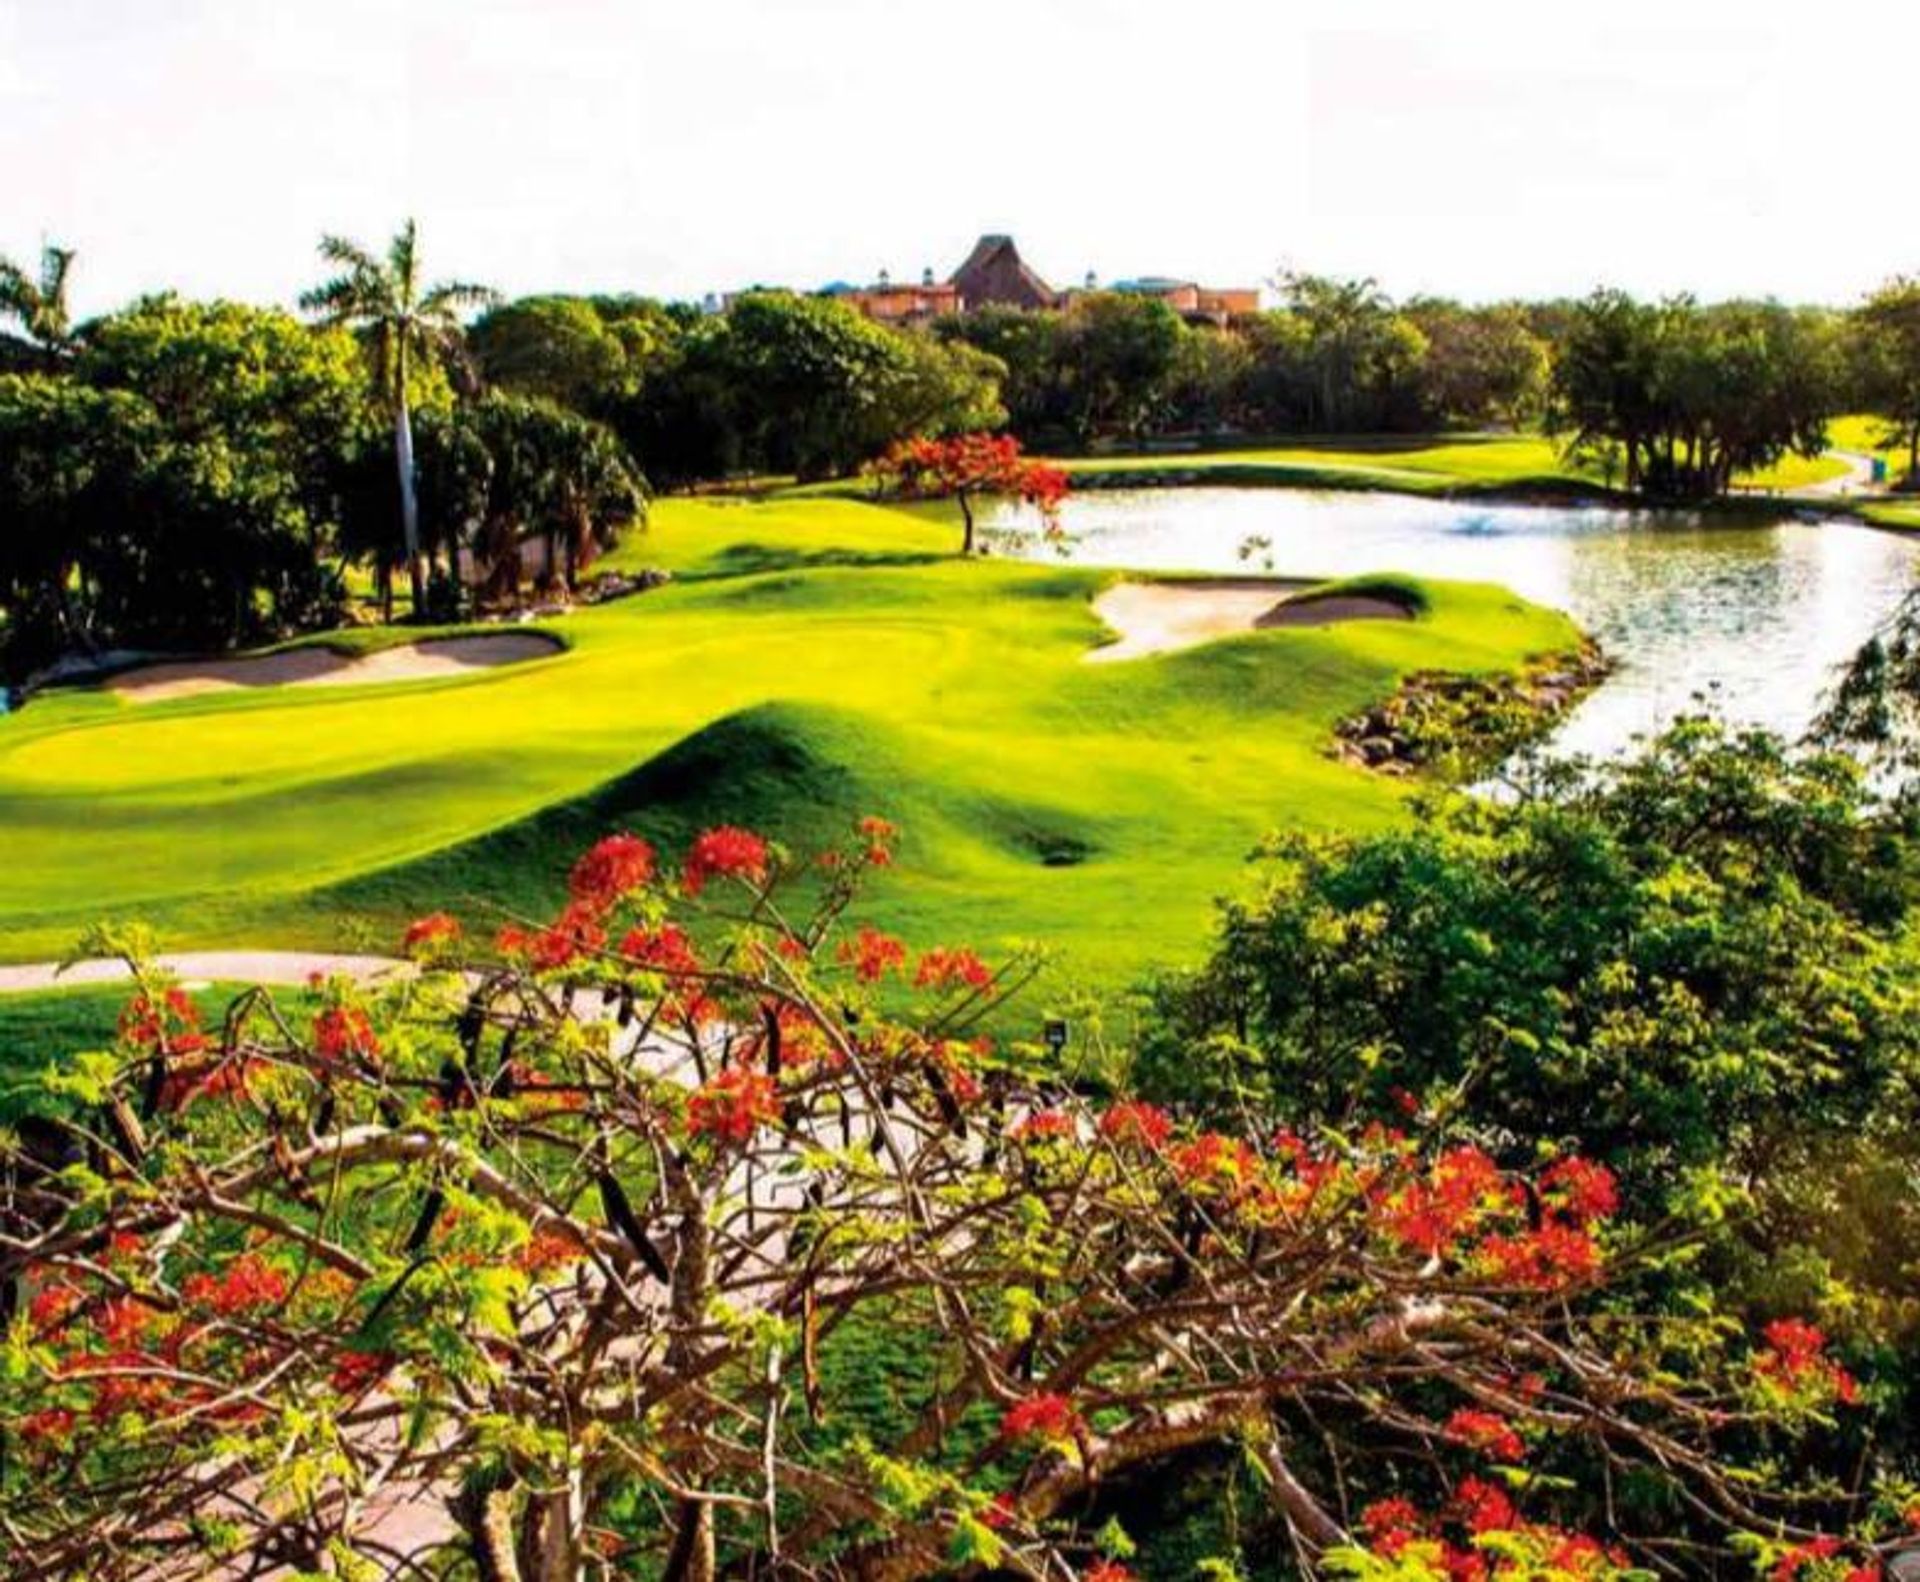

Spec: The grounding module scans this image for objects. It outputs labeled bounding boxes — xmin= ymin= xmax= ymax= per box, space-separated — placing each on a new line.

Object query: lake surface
xmin=987 ymin=488 xmax=1920 ymax=757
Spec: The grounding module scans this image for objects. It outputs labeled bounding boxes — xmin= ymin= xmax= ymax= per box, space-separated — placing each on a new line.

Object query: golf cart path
xmin=0 ymin=950 xmax=402 ymax=994
xmin=1791 ymin=450 xmax=1880 ymax=499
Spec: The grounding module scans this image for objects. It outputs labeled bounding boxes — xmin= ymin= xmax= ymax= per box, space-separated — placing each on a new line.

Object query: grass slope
xmin=1054 ymin=430 xmax=1852 ymax=496
xmin=0 ymin=496 xmax=1577 ymax=994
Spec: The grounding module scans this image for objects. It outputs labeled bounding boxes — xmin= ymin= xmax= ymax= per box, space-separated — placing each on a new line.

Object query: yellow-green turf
xmin=0 ymin=495 xmax=1578 ymax=996
xmin=1052 ymin=431 xmax=1850 ymax=496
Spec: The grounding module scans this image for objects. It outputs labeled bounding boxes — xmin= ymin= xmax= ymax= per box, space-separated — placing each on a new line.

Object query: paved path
xmin=0 ymin=950 xmax=403 ymax=995
xmin=1790 ymin=450 xmax=1880 ymax=500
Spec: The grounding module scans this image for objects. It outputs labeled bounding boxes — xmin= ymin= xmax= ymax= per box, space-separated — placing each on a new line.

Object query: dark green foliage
xmin=1142 ymin=719 xmax=1919 ymax=1191
xmin=1549 ymin=290 xmax=1840 ymax=497
xmin=1141 ymin=717 xmax=1920 ymax=1474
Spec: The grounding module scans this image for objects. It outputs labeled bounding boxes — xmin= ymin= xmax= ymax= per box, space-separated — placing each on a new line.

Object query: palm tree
xmin=301 ymin=220 xmax=494 ymax=617
xmin=0 ymin=242 xmax=78 ymax=368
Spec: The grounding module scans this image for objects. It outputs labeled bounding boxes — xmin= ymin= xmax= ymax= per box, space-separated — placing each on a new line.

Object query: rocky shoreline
xmin=1333 ymin=640 xmax=1611 ymax=776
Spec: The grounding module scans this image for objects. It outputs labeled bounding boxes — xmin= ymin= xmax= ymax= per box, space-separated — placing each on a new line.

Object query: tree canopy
xmin=2 ymin=818 xmax=1900 ymax=1581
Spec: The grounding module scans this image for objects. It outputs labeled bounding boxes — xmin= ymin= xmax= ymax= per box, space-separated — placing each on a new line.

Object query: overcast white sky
xmin=3 ymin=0 xmax=1915 ymax=318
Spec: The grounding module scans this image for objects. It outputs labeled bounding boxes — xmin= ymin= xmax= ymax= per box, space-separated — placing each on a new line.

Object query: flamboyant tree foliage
xmin=0 ymin=826 xmax=1904 ymax=1581
xmin=881 ymin=432 xmax=1069 ymax=554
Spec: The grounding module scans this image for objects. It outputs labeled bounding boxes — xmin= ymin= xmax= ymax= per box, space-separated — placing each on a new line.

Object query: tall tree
xmin=1278 ymin=272 xmax=1427 ymax=432
xmin=1854 ymin=274 xmax=1920 ymax=484
xmin=300 ymin=220 xmax=494 ymax=616
xmin=0 ymin=241 xmax=78 ymax=368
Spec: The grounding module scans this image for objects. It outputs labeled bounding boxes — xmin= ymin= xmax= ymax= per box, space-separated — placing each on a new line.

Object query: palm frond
xmin=315 ymin=234 xmax=380 ymax=275
xmin=39 ymin=246 xmax=74 ymax=303
xmin=419 ymin=280 xmax=500 ymax=319
xmin=389 ymin=219 xmax=419 ymax=305
xmin=0 ymin=258 xmax=31 ymax=318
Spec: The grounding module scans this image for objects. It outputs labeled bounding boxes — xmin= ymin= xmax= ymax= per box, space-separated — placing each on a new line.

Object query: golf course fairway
xmin=0 ymin=494 xmax=1580 ymax=993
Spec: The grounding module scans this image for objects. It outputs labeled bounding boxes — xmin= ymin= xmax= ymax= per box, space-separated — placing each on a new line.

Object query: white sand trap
xmin=1088 ymin=579 xmax=1414 ymax=662
xmin=109 ymin=633 xmax=562 ymax=702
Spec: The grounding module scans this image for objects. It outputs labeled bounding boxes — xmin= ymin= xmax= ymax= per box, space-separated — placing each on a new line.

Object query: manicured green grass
xmin=0 ymin=496 xmax=1578 ymax=996
xmin=1863 ymin=501 xmax=1920 ymax=531
xmin=0 ymin=981 xmax=320 ymax=1120
xmin=1055 ymin=431 xmax=1854 ymax=497
xmin=1055 ymin=434 xmax=1595 ymax=495
xmin=1831 ymin=414 xmax=1910 ymax=474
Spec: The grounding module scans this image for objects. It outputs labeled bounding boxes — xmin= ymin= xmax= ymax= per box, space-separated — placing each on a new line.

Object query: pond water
xmin=987 ymin=488 xmax=1920 ymax=758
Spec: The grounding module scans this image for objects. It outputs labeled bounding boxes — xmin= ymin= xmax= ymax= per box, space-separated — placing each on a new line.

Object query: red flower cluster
xmin=1098 ymin=1100 xmax=1174 ymax=1151
xmin=401 ymin=911 xmax=462 ymax=956
xmin=517 ymin=1224 xmax=588 ymax=1274
xmin=570 ymin=833 xmax=656 ymax=909
xmin=1361 ymin=1496 xmax=1423 ymax=1549
xmin=839 ymin=925 xmax=907 ymax=983
xmin=1356 ymin=1479 xmax=1624 ymax=1579
xmin=181 ymin=1252 xmax=288 ymax=1316
xmin=1012 ymin=1108 xmax=1076 ymax=1142
xmin=1477 ymin=1219 xmax=1605 ymax=1290
xmin=683 ymin=826 xmax=770 ymax=896
xmin=1444 ymin=1407 xmax=1526 ymax=1461
xmin=1085 ymin=1563 xmax=1136 ymax=1582
xmin=1773 ymin=1537 xmax=1846 ymax=1582
xmin=313 ymin=1005 xmax=380 ymax=1065
xmin=857 ymin=815 xmax=898 ymax=867
xmin=915 ymin=947 xmax=993 ymax=993
xmin=1378 ymin=1144 xmax=1507 ymax=1256
xmin=1539 ymin=1157 xmax=1620 ymax=1225
xmin=999 ymin=1391 xmax=1084 ymax=1444
xmin=1168 ymin=1132 xmax=1260 ymax=1189
xmin=18 ymin=1407 xmax=75 ymax=1444
xmin=884 ymin=433 xmax=1070 ymax=532
xmin=1757 ymin=1318 xmax=1861 ymax=1406
xmin=686 ymin=1066 xmax=780 ymax=1145
xmin=158 ymin=1052 xmax=268 ymax=1112
xmin=1371 ymin=1144 xmax=1615 ymax=1293
xmin=330 ymin=1348 xmax=393 ymax=1397
xmin=619 ymin=921 xmax=699 ymax=976
xmin=618 ymin=923 xmax=717 ymax=1024
xmin=120 ymin=986 xmax=209 ymax=1056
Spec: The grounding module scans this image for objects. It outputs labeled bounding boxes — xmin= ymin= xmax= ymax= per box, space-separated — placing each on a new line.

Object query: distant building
xmin=1088 ymin=276 xmax=1262 ymax=327
xmin=797 ymin=236 xmax=1261 ymax=327
xmin=827 ymin=267 xmax=962 ymax=327
xmin=948 ymin=234 xmax=1059 ymax=312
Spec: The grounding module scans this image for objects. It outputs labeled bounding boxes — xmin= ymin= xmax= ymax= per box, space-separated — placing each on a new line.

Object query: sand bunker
xmin=1088 ymin=579 xmax=1414 ymax=662
xmin=108 ymin=633 xmax=562 ymax=702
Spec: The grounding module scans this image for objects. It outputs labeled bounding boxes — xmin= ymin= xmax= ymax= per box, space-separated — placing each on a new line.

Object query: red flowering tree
xmin=0 ymin=826 xmax=1899 ymax=1581
xmin=881 ymin=431 xmax=1069 ymax=554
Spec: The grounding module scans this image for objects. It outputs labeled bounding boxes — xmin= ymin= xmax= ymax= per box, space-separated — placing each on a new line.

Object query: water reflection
xmin=988 ymin=488 xmax=1920 ymax=755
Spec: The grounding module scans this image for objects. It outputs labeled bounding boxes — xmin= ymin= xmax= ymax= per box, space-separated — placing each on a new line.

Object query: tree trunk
xmin=663 ymin=1498 xmax=715 ymax=1582
xmin=529 ymin=1481 xmax=582 ymax=1582
xmin=394 ymin=343 xmax=426 ymax=620
xmin=958 ymin=491 xmax=976 ymax=555
xmin=460 ymin=1486 xmax=524 ymax=1582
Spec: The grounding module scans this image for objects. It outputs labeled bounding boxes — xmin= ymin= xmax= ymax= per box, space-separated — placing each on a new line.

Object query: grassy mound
xmin=0 ymin=495 xmax=1580 ymax=992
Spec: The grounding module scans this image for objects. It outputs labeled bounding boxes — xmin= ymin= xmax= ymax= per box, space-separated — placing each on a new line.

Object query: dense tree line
xmin=0 ymin=235 xmax=647 ymax=682
xmin=1549 ymin=291 xmax=1842 ymax=495
xmin=932 ymin=275 xmax=1552 ymax=448
xmin=14 ymin=228 xmax=1920 ymax=679
xmin=1135 ymin=717 xmax=1920 ymax=1561
xmin=471 ymin=287 xmax=1005 ymax=487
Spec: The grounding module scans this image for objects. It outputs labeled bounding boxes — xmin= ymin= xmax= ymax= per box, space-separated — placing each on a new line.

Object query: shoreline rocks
xmin=1334 ymin=640 xmax=1611 ymax=776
